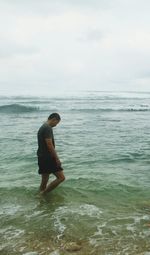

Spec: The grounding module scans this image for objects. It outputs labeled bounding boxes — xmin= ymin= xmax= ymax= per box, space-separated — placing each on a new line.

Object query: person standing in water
xmin=37 ymin=113 xmax=65 ymax=194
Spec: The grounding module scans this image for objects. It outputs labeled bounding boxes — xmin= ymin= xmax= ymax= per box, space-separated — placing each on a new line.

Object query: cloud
xmin=0 ymin=0 xmax=150 ymax=95
xmin=1 ymin=0 xmax=115 ymax=15
xmin=0 ymin=39 xmax=38 ymax=58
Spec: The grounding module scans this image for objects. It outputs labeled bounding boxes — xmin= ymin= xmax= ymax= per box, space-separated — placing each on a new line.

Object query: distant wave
xmin=71 ymin=107 xmax=150 ymax=112
xmin=0 ymin=104 xmax=38 ymax=113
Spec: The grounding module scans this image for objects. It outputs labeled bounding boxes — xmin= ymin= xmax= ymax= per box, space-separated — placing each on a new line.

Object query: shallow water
xmin=0 ymin=91 xmax=150 ymax=255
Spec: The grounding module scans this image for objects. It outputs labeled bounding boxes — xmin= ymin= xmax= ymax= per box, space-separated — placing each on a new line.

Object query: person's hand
xmin=56 ymin=158 xmax=61 ymax=166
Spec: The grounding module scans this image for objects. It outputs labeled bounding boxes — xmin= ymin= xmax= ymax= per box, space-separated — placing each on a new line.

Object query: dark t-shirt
xmin=37 ymin=123 xmax=55 ymax=157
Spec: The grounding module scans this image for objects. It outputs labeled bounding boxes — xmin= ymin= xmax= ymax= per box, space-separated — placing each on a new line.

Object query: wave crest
xmin=71 ymin=107 xmax=150 ymax=112
xmin=0 ymin=104 xmax=38 ymax=113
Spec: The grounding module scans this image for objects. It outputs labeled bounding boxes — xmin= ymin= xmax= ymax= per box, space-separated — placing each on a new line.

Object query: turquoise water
xmin=0 ymin=91 xmax=150 ymax=255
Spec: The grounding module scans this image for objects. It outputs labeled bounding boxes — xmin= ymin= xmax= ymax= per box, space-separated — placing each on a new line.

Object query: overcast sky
xmin=0 ymin=0 xmax=150 ymax=95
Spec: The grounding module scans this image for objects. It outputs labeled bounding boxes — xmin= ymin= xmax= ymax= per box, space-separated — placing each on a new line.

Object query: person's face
xmin=51 ymin=118 xmax=60 ymax=127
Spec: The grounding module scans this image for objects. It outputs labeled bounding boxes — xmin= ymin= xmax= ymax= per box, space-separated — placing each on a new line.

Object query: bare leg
xmin=40 ymin=174 xmax=49 ymax=192
xmin=43 ymin=171 xmax=65 ymax=194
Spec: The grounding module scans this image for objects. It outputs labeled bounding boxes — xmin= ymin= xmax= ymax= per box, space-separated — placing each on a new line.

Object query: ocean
xmin=0 ymin=91 xmax=150 ymax=255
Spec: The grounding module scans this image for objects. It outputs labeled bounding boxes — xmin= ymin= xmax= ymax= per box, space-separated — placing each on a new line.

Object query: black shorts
xmin=38 ymin=156 xmax=63 ymax=174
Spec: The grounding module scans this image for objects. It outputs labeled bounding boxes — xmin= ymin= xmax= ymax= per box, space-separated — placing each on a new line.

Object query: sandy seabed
xmin=1 ymin=231 xmax=150 ymax=255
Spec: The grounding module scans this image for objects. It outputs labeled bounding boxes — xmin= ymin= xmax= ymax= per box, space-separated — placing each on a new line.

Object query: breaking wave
xmin=71 ymin=107 xmax=150 ymax=112
xmin=0 ymin=104 xmax=38 ymax=113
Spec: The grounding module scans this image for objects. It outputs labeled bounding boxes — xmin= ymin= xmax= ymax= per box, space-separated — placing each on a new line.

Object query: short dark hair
xmin=48 ymin=113 xmax=61 ymax=121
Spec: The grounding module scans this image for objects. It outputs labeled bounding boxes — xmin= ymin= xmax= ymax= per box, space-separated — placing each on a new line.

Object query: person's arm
xmin=45 ymin=138 xmax=61 ymax=165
